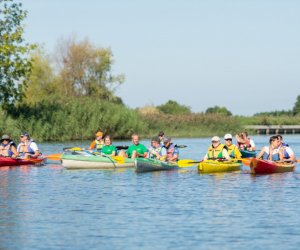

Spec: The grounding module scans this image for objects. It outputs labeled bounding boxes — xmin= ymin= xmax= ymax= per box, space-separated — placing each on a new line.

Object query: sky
xmin=22 ymin=0 xmax=300 ymax=116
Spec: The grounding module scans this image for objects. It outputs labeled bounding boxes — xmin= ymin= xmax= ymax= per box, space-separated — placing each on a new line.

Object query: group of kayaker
xmin=89 ymin=130 xmax=179 ymax=162
xmin=0 ymin=132 xmax=40 ymax=159
xmin=203 ymin=132 xmax=296 ymax=163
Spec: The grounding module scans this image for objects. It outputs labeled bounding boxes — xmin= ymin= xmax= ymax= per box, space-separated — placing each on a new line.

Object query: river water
xmin=1 ymin=135 xmax=300 ymax=250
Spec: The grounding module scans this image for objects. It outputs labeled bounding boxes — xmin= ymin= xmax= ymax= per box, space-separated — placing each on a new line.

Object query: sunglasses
xmin=225 ymin=139 xmax=232 ymax=141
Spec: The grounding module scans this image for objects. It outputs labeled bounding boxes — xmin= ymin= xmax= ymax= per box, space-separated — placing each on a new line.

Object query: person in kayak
xmin=0 ymin=134 xmax=19 ymax=158
xmin=158 ymin=131 xmax=165 ymax=146
xmin=276 ymin=134 xmax=296 ymax=162
xmin=120 ymin=133 xmax=148 ymax=159
xmin=223 ymin=134 xmax=242 ymax=159
xmin=89 ymin=131 xmax=104 ymax=152
xmin=256 ymin=135 xmax=283 ymax=161
xmin=17 ymin=132 xmax=40 ymax=158
xmin=100 ymin=135 xmax=117 ymax=157
xmin=161 ymin=137 xmax=179 ymax=162
xmin=203 ymin=136 xmax=230 ymax=160
xmin=148 ymin=136 xmax=166 ymax=160
xmin=235 ymin=131 xmax=256 ymax=151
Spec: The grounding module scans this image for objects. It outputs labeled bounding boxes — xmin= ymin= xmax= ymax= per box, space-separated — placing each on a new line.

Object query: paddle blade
xmin=45 ymin=154 xmax=62 ymax=161
xmin=112 ymin=156 xmax=125 ymax=164
xmin=178 ymin=159 xmax=200 ymax=167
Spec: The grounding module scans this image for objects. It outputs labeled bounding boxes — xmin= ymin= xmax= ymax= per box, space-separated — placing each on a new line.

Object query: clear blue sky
xmin=22 ymin=0 xmax=300 ymax=115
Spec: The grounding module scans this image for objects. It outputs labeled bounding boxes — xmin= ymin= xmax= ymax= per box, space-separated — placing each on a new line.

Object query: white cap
xmin=224 ymin=134 xmax=233 ymax=140
xmin=211 ymin=136 xmax=220 ymax=142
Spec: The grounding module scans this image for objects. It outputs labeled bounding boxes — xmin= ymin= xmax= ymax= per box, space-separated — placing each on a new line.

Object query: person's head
xmin=224 ymin=134 xmax=233 ymax=146
xmin=1 ymin=134 xmax=11 ymax=145
xmin=151 ymin=136 xmax=160 ymax=148
xmin=163 ymin=137 xmax=171 ymax=147
xmin=20 ymin=132 xmax=30 ymax=141
xmin=269 ymin=135 xmax=279 ymax=147
xmin=276 ymin=134 xmax=283 ymax=144
xmin=132 ymin=133 xmax=139 ymax=145
xmin=158 ymin=131 xmax=164 ymax=139
xmin=95 ymin=131 xmax=103 ymax=139
xmin=211 ymin=136 xmax=221 ymax=148
xmin=104 ymin=135 xmax=112 ymax=145
xmin=242 ymin=131 xmax=248 ymax=137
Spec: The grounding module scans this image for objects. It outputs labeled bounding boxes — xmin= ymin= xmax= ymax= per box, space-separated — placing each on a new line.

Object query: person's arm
xmin=234 ymin=147 xmax=242 ymax=159
xmin=10 ymin=145 xmax=19 ymax=158
xmin=89 ymin=141 xmax=96 ymax=149
xmin=256 ymin=147 xmax=265 ymax=159
xmin=222 ymin=149 xmax=230 ymax=160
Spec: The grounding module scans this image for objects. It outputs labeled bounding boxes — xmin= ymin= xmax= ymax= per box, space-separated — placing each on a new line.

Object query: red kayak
xmin=250 ymin=158 xmax=295 ymax=174
xmin=0 ymin=156 xmax=44 ymax=167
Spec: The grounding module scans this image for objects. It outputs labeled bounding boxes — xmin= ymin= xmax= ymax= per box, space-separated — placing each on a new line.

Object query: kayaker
xmin=223 ymin=134 xmax=242 ymax=159
xmin=120 ymin=133 xmax=148 ymax=159
xmin=148 ymin=136 xmax=166 ymax=160
xmin=161 ymin=137 xmax=179 ymax=162
xmin=158 ymin=131 xmax=165 ymax=146
xmin=0 ymin=134 xmax=19 ymax=158
xmin=203 ymin=136 xmax=230 ymax=160
xmin=276 ymin=134 xmax=296 ymax=162
xmin=89 ymin=131 xmax=104 ymax=152
xmin=235 ymin=131 xmax=256 ymax=151
xmin=256 ymin=135 xmax=283 ymax=161
xmin=17 ymin=132 xmax=40 ymax=159
xmin=101 ymin=135 xmax=117 ymax=157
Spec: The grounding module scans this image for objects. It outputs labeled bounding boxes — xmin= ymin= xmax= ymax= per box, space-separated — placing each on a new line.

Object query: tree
xmin=55 ymin=37 xmax=124 ymax=102
xmin=157 ymin=100 xmax=191 ymax=115
xmin=293 ymin=95 xmax=300 ymax=115
xmin=205 ymin=106 xmax=232 ymax=116
xmin=0 ymin=0 xmax=35 ymax=108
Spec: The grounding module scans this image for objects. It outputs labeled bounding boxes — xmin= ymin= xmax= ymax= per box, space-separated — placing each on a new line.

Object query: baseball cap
xmin=20 ymin=132 xmax=30 ymax=137
xmin=95 ymin=131 xmax=103 ymax=137
xmin=163 ymin=137 xmax=171 ymax=143
xmin=211 ymin=136 xmax=220 ymax=142
xmin=224 ymin=134 xmax=233 ymax=140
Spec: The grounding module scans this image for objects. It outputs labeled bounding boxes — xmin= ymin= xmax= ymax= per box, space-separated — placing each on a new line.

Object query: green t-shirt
xmin=127 ymin=143 xmax=148 ymax=158
xmin=101 ymin=145 xmax=116 ymax=155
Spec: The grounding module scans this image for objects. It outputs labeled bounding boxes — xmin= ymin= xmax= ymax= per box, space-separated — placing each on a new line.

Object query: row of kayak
xmin=0 ymin=154 xmax=296 ymax=175
xmin=60 ymin=154 xmax=296 ymax=175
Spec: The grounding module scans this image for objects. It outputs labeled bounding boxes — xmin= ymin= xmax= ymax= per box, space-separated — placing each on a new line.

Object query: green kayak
xmin=135 ymin=158 xmax=179 ymax=173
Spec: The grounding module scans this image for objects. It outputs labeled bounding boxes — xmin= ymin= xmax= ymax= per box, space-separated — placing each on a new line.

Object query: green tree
xmin=55 ymin=37 xmax=124 ymax=102
xmin=205 ymin=106 xmax=232 ymax=116
xmin=293 ymin=95 xmax=300 ymax=115
xmin=157 ymin=100 xmax=191 ymax=115
xmin=0 ymin=0 xmax=35 ymax=108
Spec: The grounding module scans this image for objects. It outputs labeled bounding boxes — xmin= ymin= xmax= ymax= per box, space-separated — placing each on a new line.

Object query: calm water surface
xmin=1 ymin=135 xmax=300 ymax=250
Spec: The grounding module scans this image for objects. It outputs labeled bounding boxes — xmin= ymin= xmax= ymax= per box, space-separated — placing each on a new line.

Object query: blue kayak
xmin=240 ymin=149 xmax=256 ymax=158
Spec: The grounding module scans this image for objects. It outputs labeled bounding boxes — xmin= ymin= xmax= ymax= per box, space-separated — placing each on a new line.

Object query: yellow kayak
xmin=198 ymin=159 xmax=242 ymax=173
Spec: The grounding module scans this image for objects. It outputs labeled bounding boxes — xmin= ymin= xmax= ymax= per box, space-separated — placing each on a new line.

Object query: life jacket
xmin=262 ymin=146 xmax=280 ymax=161
xmin=207 ymin=143 xmax=227 ymax=159
xmin=0 ymin=141 xmax=15 ymax=157
xmin=95 ymin=139 xmax=104 ymax=150
xmin=148 ymin=146 xmax=163 ymax=159
xmin=227 ymin=144 xmax=237 ymax=158
xmin=18 ymin=140 xmax=36 ymax=156
xmin=279 ymin=145 xmax=290 ymax=159
xmin=164 ymin=143 xmax=179 ymax=160
xmin=237 ymin=138 xmax=252 ymax=150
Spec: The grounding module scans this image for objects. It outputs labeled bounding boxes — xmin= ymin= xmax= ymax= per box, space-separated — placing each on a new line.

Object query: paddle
xmin=43 ymin=153 xmax=62 ymax=161
xmin=177 ymin=159 xmax=203 ymax=167
xmin=175 ymin=145 xmax=188 ymax=148
xmin=63 ymin=145 xmax=129 ymax=151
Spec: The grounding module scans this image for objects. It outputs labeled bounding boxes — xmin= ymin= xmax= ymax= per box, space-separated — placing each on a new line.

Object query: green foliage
xmin=254 ymin=110 xmax=293 ymax=116
xmin=0 ymin=0 xmax=35 ymax=109
xmin=157 ymin=100 xmax=191 ymax=115
xmin=205 ymin=106 xmax=232 ymax=116
xmin=293 ymin=95 xmax=300 ymax=115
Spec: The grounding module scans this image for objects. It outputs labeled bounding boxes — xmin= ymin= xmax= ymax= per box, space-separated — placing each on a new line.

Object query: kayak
xmin=250 ymin=158 xmax=295 ymax=174
xmin=198 ymin=159 xmax=242 ymax=173
xmin=135 ymin=158 xmax=179 ymax=173
xmin=61 ymin=154 xmax=135 ymax=170
xmin=0 ymin=156 xmax=44 ymax=167
xmin=240 ymin=149 xmax=256 ymax=158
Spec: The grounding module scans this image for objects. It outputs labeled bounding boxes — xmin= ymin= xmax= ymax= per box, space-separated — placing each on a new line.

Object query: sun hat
xmin=224 ymin=134 xmax=233 ymax=140
xmin=95 ymin=131 xmax=103 ymax=137
xmin=1 ymin=134 xmax=10 ymax=141
xmin=211 ymin=136 xmax=220 ymax=142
